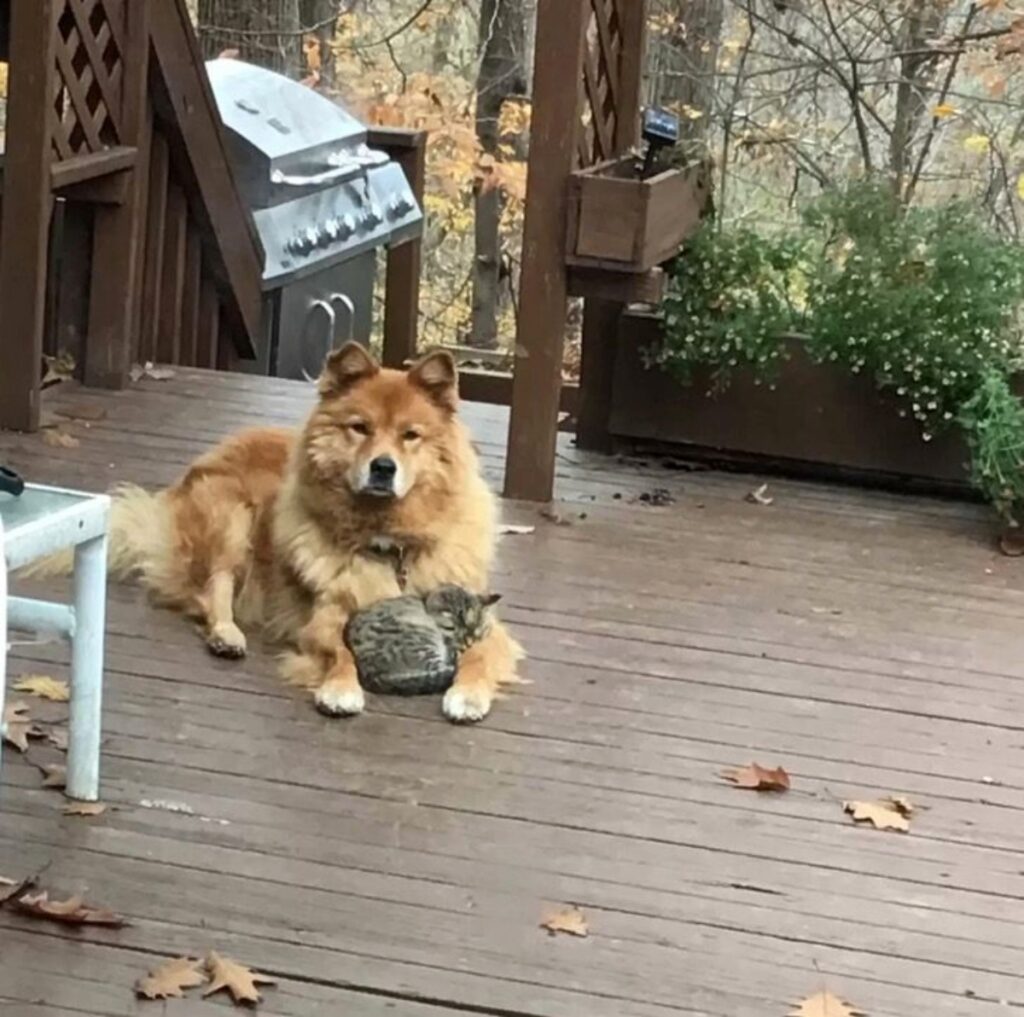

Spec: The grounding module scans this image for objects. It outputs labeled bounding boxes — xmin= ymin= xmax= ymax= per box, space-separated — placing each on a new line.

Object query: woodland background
xmin=7 ymin=1 xmax=1024 ymax=371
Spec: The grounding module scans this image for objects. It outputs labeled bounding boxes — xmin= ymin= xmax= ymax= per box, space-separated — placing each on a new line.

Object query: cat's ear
xmin=481 ymin=593 xmax=502 ymax=607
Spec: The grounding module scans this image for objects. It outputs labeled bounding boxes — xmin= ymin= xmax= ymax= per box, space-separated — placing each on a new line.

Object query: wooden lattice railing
xmin=51 ymin=0 xmax=126 ymax=161
xmin=576 ymin=0 xmax=645 ymax=168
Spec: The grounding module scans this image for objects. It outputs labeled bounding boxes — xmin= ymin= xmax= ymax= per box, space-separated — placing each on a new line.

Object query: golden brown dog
xmin=31 ymin=344 xmax=522 ymax=722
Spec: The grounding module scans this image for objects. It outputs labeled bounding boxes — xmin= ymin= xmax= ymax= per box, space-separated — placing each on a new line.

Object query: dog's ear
xmin=318 ymin=342 xmax=379 ymax=397
xmin=408 ymin=349 xmax=458 ymax=412
xmin=480 ymin=592 xmax=502 ymax=607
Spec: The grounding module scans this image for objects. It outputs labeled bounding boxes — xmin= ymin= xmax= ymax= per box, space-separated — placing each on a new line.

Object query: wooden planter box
xmin=566 ymin=156 xmax=709 ymax=273
xmin=608 ymin=310 xmax=972 ymax=488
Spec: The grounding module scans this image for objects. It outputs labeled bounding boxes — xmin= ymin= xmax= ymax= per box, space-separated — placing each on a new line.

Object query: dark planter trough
xmin=609 ymin=310 xmax=972 ymax=491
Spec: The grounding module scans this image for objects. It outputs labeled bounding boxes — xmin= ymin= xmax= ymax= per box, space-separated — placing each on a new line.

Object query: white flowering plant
xmin=657 ymin=181 xmax=1024 ymax=521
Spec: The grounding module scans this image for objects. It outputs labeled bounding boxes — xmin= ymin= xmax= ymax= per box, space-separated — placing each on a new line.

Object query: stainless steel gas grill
xmin=206 ymin=58 xmax=424 ymax=380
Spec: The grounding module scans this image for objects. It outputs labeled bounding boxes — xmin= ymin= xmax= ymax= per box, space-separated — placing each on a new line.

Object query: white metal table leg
xmin=0 ymin=517 xmax=7 ymax=790
xmin=66 ymin=532 xmax=108 ymax=801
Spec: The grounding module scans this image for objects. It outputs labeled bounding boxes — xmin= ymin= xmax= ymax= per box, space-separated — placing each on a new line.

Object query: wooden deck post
xmin=503 ymin=0 xmax=589 ymax=502
xmin=575 ymin=0 xmax=648 ymax=453
xmin=370 ymin=128 xmax=427 ymax=370
xmin=0 ymin=0 xmax=55 ymax=431
xmin=84 ymin=0 xmax=152 ymax=389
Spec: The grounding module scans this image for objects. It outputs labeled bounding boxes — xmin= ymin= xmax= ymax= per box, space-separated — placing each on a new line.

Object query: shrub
xmin=656 ymin=181 xmax=1024 ymax=521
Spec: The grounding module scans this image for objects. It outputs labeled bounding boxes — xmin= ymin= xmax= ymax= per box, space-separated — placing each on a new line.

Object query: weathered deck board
xmin=1 ymin=368 xmax=1023 ymax=1016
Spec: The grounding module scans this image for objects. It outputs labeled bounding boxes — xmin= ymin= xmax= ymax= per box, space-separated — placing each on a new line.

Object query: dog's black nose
xmin=369 ymin=456 xmax=397 ymax=481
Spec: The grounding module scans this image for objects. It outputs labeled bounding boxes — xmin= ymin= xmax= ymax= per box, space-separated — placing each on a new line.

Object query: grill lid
xmin=207 ymin=58 xmax=367 ymax=167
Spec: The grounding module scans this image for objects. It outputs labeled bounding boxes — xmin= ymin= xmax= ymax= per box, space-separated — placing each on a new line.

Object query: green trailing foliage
xmin=656 ymin=181 xmax=1024 ymax=522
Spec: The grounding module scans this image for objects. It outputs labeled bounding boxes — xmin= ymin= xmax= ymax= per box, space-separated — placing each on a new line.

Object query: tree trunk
xmin=470 ymin=0 xmax=527 ymax=350
xmin=299 ymin=0 xmax=337 ymax=88
xmin=652 ymin=0 xmax=723 ymax=146
xmin=198 ymin=0 xmax=303 ymax=77
xmin=890 ymin=2 xmax=944 ymax=200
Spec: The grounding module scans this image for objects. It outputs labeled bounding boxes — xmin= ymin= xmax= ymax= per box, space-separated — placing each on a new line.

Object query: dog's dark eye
xmin=402 ymin=428 xmax=422 ymax=442
xmin=347 ymin=421 xmax=370 ymax=436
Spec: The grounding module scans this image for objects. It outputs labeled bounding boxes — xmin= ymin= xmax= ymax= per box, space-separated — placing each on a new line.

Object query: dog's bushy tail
xmin=18 ymin=483 xmax=173 ymax=582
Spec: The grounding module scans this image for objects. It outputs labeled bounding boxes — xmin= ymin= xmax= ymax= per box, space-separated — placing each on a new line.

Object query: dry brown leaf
xmin=789 ymin=989 xmax=865 ymax=1017
xmin=2 ymin=702 xmax=45 ymax=752
xmin=721 ymin=762 xmax=791 ymax=792
xmin=498 ymin=523 xmax=535 ymax=535
xmin=13 ymin=675 xmax=70 ymax=702
xmin=8 ymin=890 xmax=126 ymax=927
xmin=46 ymin=726 xmax=69 ymax=751
xmin=131 ymin=362 xmax=176 ymax=382
xmin=135 ymin=956 xmax=208 ymax=1000
xmin=885 ymin=795 xmax=915 ymax=817
xmin=33 ymin=762 xmax=67 ymax=790
xmin=540 ymin=904 xmax=589 ymax=937
xmin=42 ymin=428 xmax=80 ymax=449
xmin=41 ymin=351 xmax=76 ymax=386
xmin=204 ymin=951 xmax=276 ymax=1005
xmin=63 ymin=802 xmax=107 ymax=817
xmin=539 ymin=508 xmax=572 ymax=526
xmin=844 ymin=799 xmax=910 ymax=833
xmin=0 ymin=874 xmax=38 ymax=905
xmin=746 ymin=483 xmax=774 ymax=506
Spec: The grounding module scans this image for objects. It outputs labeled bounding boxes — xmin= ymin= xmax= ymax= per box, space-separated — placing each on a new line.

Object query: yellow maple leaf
xmin=789 ymin=990 xmax=865 ymax=1017
xmin=13 ymin=675 xmax=70 ymax=702
xmin=933 ymin=102 xmax=958 ymax=118
xmin=540 ymin=904 xmax=589 ymax=937
xmin=843 ymin=798 xmax=910 ymax=832
xmin=963 ymin=134 xmax=991 ymax=153
xmin=1017 ymin=174 xmax=1024 ymax=201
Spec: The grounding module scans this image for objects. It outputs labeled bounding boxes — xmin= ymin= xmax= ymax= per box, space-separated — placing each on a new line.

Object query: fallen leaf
xmin=721 ymin=763 xmax=791 ymax=792
xmin=131 ymin=362 xmax=176 ymax=382
xmin=45 ymin=727 xmax=69 ymax=751
xmin=962 ymin=133 xmax=991 ymax=154
xmin=746 ymin=483 xmax=774 ymax=506
xmin=13 ymin=675 xmax=70 ymax=702
xmin=0 ymin=874 xmax=38 ymax=905
xmin=63 ymin=802 xmax=107 ymax=817
xmin=789 ymin=989 xmax=865 ymax=1017
xmin=539 ymin=508 xmax=572 ymax=526
xmin=2 ymin=702 xmax=45 ymax=752
xmin=843 ymin=799 xmax=910 ymax=832
xmin=885 ymin=795 xmax=915 ymax=817
xmin=204 ymin=951 xmax=276 ymax=1004
xmin=41 ymin=351 xmax=76 ymax=386
xmin=7 ymin=890 xmax=126 ymax=927
xmin=540 ymin=904 xmax=589 ymax=937
xmin=136 ymin=956 xmax=208 ymax=1000
xmin=55 ymin=403 xmax=107 ymax=422
xmin=635 ymin=488 xmax=675 ymax=506
xmin=42 ymin=428 xmax=80 ymax=449
xmin=498 ymin=524 xmax=536 ymax=535
xmin=932 ymin=102 xmax=958 ymax=118
xmin=31 ymin=761 xmax=67 ymax=790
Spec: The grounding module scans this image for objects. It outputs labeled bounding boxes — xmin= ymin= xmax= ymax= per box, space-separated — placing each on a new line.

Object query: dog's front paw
xmin=206 ymin=622 xmax=247 ymax=659
xmin=443 ymin=685 xmax=492 ymax=724
xmin=315 ymin=682 xmax=365 ymax=717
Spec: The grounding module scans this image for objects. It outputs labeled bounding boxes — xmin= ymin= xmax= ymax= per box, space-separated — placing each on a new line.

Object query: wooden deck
xmin=3 ymin=369 xmax=1024 ymax=1017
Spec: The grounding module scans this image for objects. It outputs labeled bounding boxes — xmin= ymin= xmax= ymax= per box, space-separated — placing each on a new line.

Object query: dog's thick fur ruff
xmin=25 ymin=345 xmax=523 ymax=722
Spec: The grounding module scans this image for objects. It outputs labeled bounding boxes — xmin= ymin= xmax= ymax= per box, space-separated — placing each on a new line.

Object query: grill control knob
xmin=363 ymin=204 xmax=384 ymax=228
xmin=389 ymin=194 xmax=414 ymax=218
